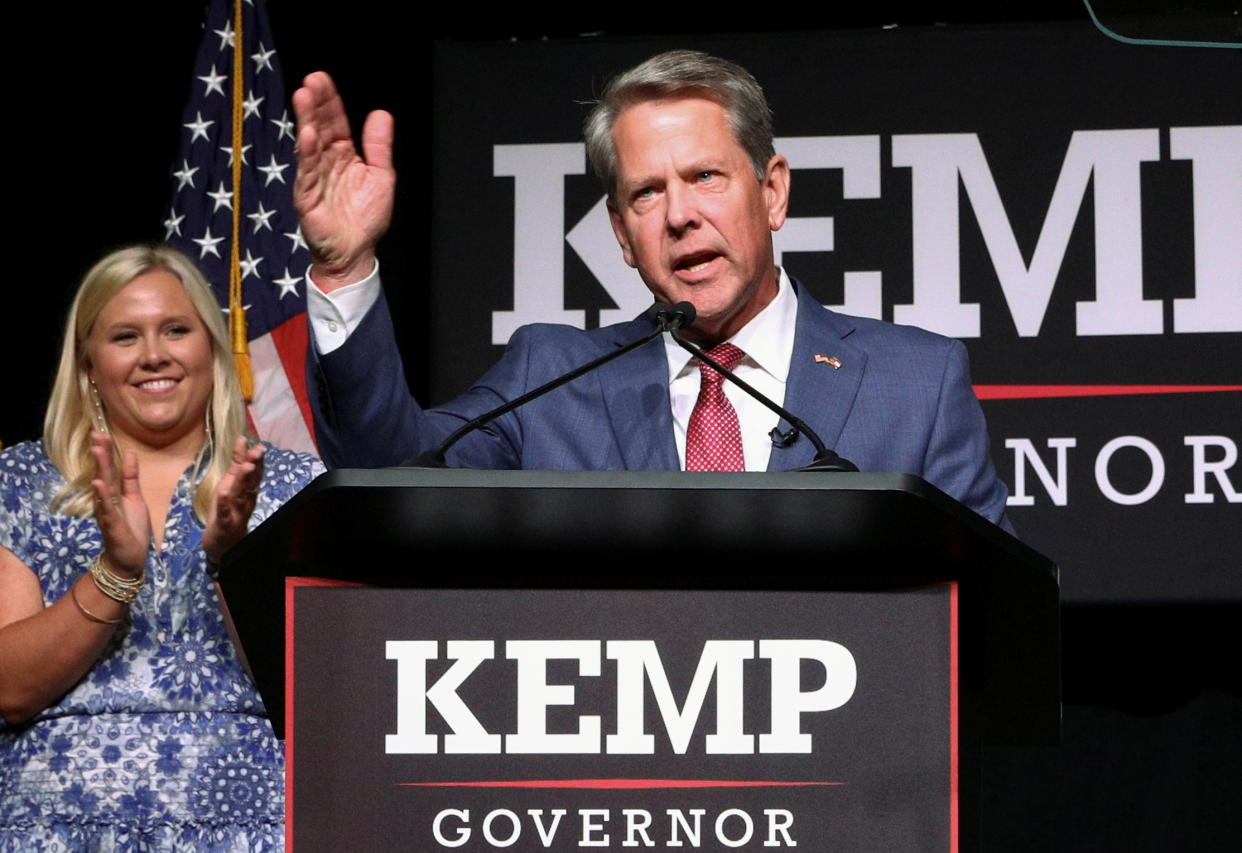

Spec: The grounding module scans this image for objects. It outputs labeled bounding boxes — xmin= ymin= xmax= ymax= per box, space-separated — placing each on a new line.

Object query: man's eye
xmin=636 ymin=187 xmax=654 ymax=199
xmin=697 ymin=171 xmax=715 ymax=181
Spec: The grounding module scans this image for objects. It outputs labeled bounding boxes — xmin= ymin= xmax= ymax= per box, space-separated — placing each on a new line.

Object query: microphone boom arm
xmin=407 ymin=304 xmax=687 ymax=467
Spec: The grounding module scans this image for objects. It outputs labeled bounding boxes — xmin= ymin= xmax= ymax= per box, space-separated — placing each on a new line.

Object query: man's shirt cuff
xmin=305 ymin=261 xmax=381 ymax=354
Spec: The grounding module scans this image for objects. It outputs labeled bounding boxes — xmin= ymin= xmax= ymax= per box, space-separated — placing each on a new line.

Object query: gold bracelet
xmin=71 ymin=583 xmax=124 ymax=625
xmin=89 ymin=553 xmax=145 ymax=604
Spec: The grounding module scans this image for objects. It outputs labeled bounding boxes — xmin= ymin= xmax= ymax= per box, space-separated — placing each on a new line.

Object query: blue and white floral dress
xmin=0 ymin=440 xmax=322 ymax=852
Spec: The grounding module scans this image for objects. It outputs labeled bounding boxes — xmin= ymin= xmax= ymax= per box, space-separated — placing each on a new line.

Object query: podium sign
xmin=221 ymin=470 xmax=1056 ymax=852
xmin=287 ymin=585 xmax=958 ymax=852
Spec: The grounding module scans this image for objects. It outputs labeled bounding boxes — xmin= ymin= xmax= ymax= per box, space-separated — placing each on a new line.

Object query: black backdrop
xmin=3 ymin=3 xmax=1239 ymax=850
xmin=427 ymin=26 xmax=1239 ymax=605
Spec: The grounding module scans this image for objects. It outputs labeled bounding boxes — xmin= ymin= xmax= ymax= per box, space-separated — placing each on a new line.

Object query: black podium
xmin=221 ymin=469 xmax=1058 ymax=853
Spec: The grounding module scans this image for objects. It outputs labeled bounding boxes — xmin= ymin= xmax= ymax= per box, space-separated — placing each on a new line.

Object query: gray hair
xmin=583 ymin=50 xmax=775 ymax=202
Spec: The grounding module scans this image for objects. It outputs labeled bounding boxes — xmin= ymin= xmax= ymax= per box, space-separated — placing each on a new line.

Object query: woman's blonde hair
xmin=45 ymin=245 xmax=247 ymax=520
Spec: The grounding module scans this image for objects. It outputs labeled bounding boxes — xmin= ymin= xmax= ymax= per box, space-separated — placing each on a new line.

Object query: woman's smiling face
xmin=86 ymin=269 xmax=214 ymax=452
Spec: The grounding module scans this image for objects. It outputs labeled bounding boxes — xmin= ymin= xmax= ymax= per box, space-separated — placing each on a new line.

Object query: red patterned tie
xmin=685 ymin=343 xmax=747 ymax=471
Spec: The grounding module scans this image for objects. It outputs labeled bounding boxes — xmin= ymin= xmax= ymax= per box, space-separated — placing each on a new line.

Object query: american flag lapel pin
xmin=814 ymin=354 xmax=843 ymax=369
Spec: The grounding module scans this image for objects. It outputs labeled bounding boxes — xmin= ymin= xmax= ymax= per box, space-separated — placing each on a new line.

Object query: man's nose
xmin=665 ymin=181 xmax=700 ymax=233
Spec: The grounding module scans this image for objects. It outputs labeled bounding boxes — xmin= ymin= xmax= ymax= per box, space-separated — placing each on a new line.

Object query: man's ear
xmin=763 ymin=154 xmax=791 ymax=232
xmin=607 ymin=200 xmax=638 ymax=268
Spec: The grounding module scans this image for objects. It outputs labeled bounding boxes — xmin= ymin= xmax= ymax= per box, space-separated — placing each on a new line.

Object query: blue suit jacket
xmin=310 ymin=281 xmax=1011 ymax=528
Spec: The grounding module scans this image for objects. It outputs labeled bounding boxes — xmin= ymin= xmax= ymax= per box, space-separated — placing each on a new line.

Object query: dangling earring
xmin=190 ymin=395 xmax=215 ymax=484
xmin=88 ymin=379 xmax=109 ymax=434
xmin=203 ymin=395 xmax=215 ymax=461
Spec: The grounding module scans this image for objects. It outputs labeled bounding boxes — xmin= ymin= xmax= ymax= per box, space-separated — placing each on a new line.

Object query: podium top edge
xmin=319 ymin=467 xmax=927 ymax=493
xmin=230 ymin=467 xmax=1055 ymax=578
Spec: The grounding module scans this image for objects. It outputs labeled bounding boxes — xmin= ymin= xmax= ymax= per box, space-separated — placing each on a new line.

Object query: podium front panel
xmin=287 ymin=584 xmax=958 ymax=853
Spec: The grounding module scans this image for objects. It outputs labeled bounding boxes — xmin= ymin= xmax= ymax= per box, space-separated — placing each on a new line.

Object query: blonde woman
xmin=0 ymin=246 xmax=321 ymax=851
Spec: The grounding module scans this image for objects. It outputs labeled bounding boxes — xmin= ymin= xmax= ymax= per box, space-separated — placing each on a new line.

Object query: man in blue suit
xmin=291 ymin=51 xmax=1012 ymax=529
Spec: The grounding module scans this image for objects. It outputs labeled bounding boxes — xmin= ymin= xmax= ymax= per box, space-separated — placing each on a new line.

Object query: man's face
xmin=607 ymin=96 xmax=789 ymax=345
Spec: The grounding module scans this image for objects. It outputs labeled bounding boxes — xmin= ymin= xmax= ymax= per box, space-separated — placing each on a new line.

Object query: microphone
xmin=648 ymin=301 xmax=696 ymax=332
xmin=404 ymin=303 xmax=684 ymax=467
xmin=669 ymin=328 xmax=859 ymax=473
xmin=667 ymin=301 xmax=697 ymax=331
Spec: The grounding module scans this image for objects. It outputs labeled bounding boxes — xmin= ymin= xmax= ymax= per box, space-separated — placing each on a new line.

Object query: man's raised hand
xmin=292 ymin=71 xmax=395 ymax=292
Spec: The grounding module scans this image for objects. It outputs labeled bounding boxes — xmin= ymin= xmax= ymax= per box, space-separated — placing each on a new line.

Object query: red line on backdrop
xmin=398 ymin=779 xmax=845 ymax=789
xmin=973 ymin=384 xmax=1242 ymax=400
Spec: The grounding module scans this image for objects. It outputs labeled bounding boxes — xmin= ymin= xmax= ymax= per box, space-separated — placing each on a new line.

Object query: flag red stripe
xmin=268 ymin=313 xmax=316 ymax=444
xmin=973 ymin=384 xmax=1242 ymax=400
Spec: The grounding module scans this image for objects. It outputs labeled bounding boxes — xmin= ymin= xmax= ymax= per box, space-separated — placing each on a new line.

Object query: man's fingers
xmin=360 ymin=109 xmax=396 ymax=172
xmin=296 ymin=71 xmax=353 ymax=144
xmin=291 ymin=85 xmax=313 ymax=130
xmin=293 ymin=122 xmax=323 ymax=192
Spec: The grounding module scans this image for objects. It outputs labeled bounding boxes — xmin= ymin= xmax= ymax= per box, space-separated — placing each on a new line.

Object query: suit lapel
xmin=767 ymin=283 xmax=868 ymax=471
xmin=597 ymin=320 xmax=680 ymax=470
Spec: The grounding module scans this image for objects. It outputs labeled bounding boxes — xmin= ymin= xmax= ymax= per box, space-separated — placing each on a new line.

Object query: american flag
xmin=164 ymin=0 xmax=317 ymax=455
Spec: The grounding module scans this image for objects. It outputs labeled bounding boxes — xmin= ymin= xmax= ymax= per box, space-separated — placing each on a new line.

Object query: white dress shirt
xmin=664 ymin=269 xmax=798 ymax=472
xmin=305 ymin=262 xmax=381 ymax=355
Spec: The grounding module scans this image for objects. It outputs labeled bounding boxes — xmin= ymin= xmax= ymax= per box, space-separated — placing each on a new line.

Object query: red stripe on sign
xmin=973 ymin=384 xmax=1242 ymax=400
xmin=286 ymin=577 xmax=363 ymax=852
xmin=284 ymin=580 xmax=296 ymax=853
xmin=285 ymin=576 xmax=366 ymax=589
xmin=398 ymin=779 xmax=845 ymax=789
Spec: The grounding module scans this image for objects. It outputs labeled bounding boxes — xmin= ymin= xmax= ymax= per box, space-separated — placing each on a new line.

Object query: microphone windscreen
xmin=645 ymin=303 xmax=672 ymax=327
xmin=670 ymin=302 xmax=697 ymax=329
